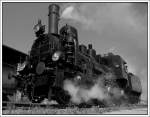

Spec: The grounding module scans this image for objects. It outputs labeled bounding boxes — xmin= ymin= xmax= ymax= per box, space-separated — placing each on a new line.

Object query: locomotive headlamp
xmin=33 ymin=19 xmax=42 ymax=32
xmin=52 ymin=51 xmax=61 ymax=61
xmin=33 ymin=25 xmax=40 ymax=32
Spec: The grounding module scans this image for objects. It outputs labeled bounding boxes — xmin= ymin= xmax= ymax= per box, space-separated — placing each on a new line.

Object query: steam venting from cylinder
xmin=48 ymin=4 xmax=60 ymax=34
xmin=63 ymin=74 xmax=128 ymax=105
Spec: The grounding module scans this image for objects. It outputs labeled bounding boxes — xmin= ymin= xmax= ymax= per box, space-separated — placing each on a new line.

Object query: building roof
xmin=2 ymin=45 xmax=27 ymax=66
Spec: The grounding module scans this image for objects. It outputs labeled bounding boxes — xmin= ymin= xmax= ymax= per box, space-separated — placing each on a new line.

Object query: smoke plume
xmin=61 ymin=4 xmax=92 ymax=28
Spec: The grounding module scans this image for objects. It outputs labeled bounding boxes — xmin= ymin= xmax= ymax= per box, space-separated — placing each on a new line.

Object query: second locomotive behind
xmin=8 ymin=4 xmax=142 ymax=105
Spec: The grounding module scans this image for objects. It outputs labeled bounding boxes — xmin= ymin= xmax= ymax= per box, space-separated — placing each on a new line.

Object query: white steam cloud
xmin=63 ymin=74 xmax=126 ymax=105
xmin=63 ymin=80 xmax=107 ymax=104
xmin=61 ymin=5 xmax=92 ymax=28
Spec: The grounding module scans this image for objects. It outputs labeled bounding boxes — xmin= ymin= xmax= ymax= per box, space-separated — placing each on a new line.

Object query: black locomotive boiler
xmin=7 ymin=4 xmax=142 ymax=105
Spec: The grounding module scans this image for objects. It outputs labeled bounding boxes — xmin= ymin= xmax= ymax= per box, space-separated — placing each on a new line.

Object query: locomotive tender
xmin=8 ymin=4 xmax=142 ymax=105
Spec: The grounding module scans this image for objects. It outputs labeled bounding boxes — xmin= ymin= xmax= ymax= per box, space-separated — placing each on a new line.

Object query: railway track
xmin=2 ymin=101 xmax=148 ymax=115
xmin=2 ymin=101 xmax=102 ymax=110
xmin=2 ymin=101 xmax=68 ymax=110
xmin=2 ymin=100 xmax=147 ymax=110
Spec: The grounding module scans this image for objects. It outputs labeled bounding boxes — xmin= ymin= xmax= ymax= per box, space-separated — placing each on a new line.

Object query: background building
xmin=2 ymin=45 xmax=27 ymax=99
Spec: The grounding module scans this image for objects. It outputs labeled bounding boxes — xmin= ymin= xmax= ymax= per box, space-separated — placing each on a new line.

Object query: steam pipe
xmin=48 ymin=4 xmax=60 ymax=34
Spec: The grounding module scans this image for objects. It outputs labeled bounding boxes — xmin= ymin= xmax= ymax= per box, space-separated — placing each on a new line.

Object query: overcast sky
xmin=2 ymin=2 xmax=148 ymax=101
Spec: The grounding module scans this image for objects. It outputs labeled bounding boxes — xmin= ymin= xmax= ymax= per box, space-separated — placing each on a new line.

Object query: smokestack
xmin=48 ymin=4 xmax=60 ymax=34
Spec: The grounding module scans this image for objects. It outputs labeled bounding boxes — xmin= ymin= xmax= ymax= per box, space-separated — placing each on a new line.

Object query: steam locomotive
xmin=7 ymin=4 xmax=142 ymax=105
